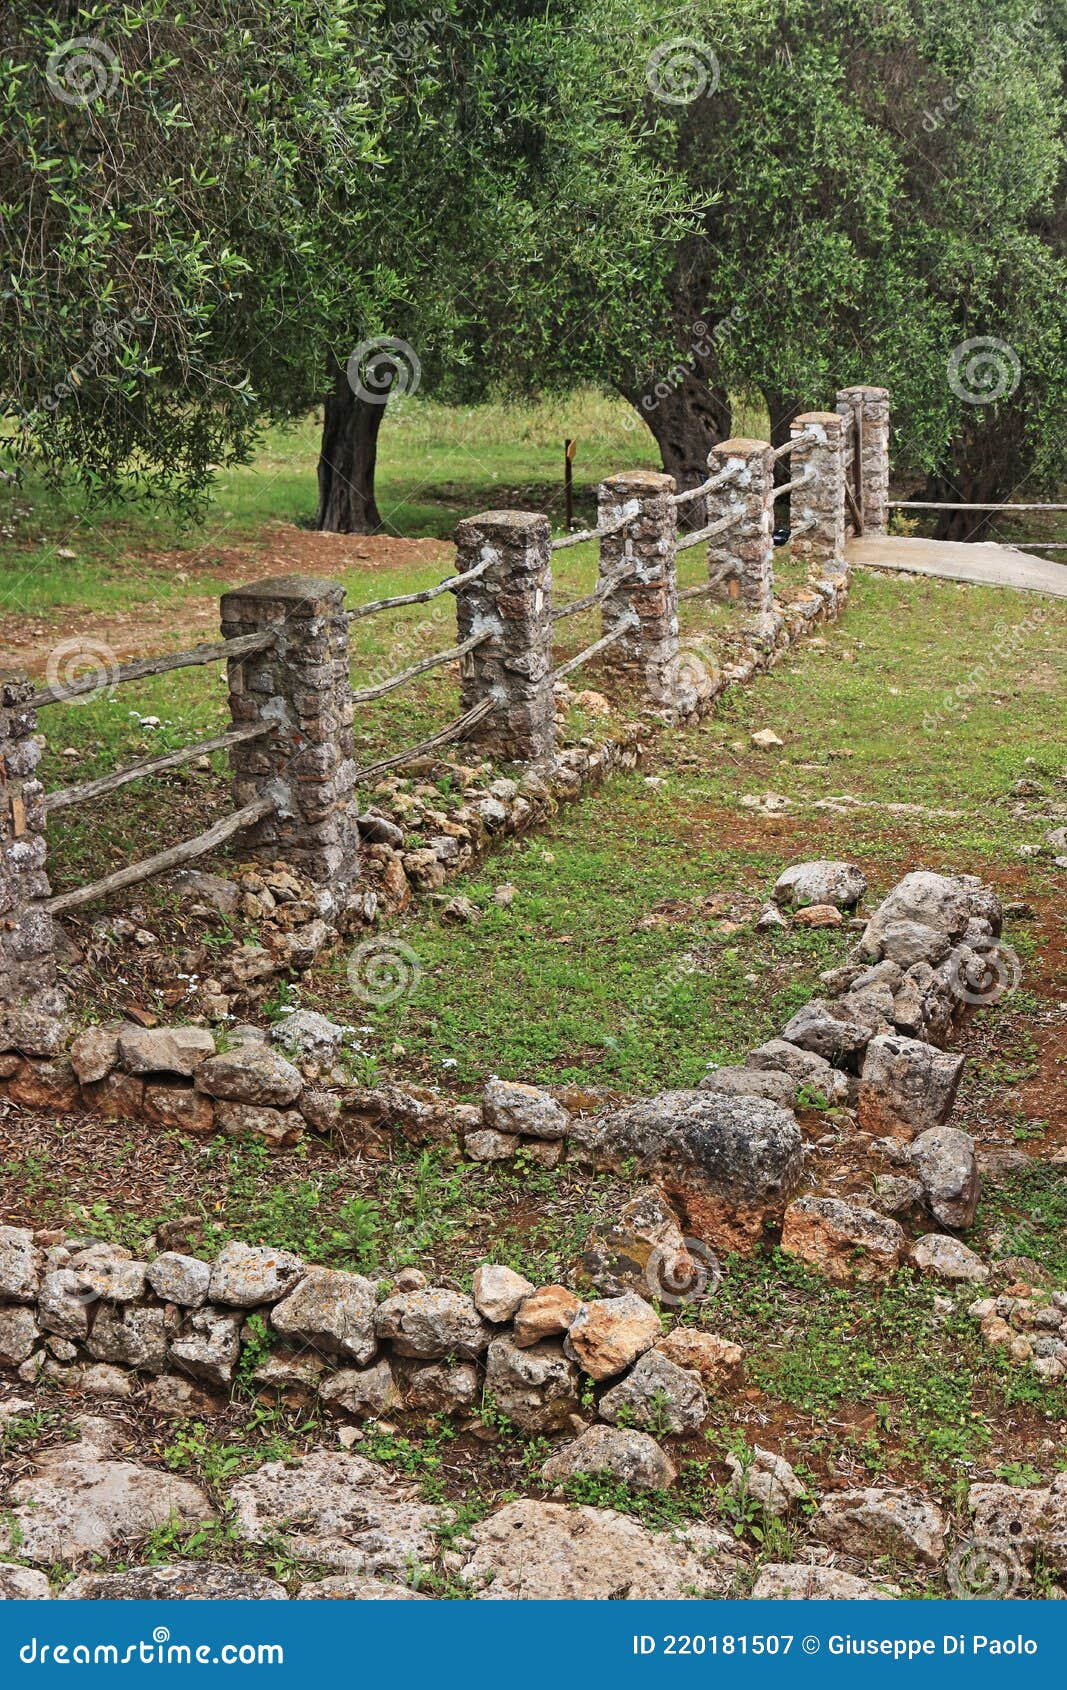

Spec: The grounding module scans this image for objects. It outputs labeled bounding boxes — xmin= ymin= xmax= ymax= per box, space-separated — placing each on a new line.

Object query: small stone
xmin=319 ymin=1360 xmax=401 ymax=1420
xmin=38 ymin=1269 xmax=91 ymax=1339
xmin=76 ymin=1363 xmax=133 ymax=1400
xmin=512 ymin=1284 xmax=580 ymax=1348
xmin=169 ymin=1308 xmax=243 ymax=1388
xmin=270 ymin=1268 xmax=378 ymax=1364
xmin=598 ymin=1350 xmax=707 ymax=1434
xmin=465 ymin=1128 xmax=520 ymax=1162
xmin=858 ymin=1035 xmax=965 ymax=1139
xmin=484 ymin=1335 xmax=581 ymax=1433
xmin=441 ymin=895 xmax=481 ymax=925
xmin=472 ymin=1264 xmax=536 ymax=1323
xmin=0 ymin=1565 xmax=52 ymax=1599
xmin=69 ymin=1025 xmax=119 ymax=1084
xmin=117 ymin=1025 xmax=215 ymax=1077
xmin=142 ymin=1086 xmax=216 ymax=1135
xmin=87 ymin=1305 xmax=167 ymax=1373
xmin=374 ymin=1289 xmax=491 ymax=1359
xmin=911 ymin=1125 xmax=979 ymax=1228
xmin=751 ymin=1564 xmax=893 ymax=1600
xmin=699 ymin=1065 xmax=797 ymax=1108
xmin=813 ymin=1487 xmax=946 ymax=1567
xmin=756 ymin=903 xmax=788 ymax=931
xmin=215 ymin=1102 xmax=305 ymax=1148
xmin=195 ymin=1045 xmax=302 ymax=1107
xmin=0 ymin=1306 xmax=41 ymax=1366
xmin=146 ymin=1253 xmax=211 ymax=1307
xmin=401 ymin=1360 xmax=480 ymax=1415
xmin=773 ymin=861 xmax=867 ymax=910
xmin=483 ymin=1075 xmax=570 ymax=1140
xmin=655 ymin=1329 xmax=744 ymax=1391
xmin=76 ymin=1257 xmax=147 ymax=1303
xmin=726 ymin=1446 xmax=806 ymax=1516
xmin=0 ymin=1224 xmax=40 ymax=1302
xmin=780 ymin=999 xmax=877 ymax=1063
xmin=63 ymin=1563 xmax=286 ymax=1600
xmin=208 ymin=1242 xmax=304 ymax=1307
xmin=751 ymin=729 xmax=784 ymax=748
xmin=269 ymin=1010 xmax=347 ymax=1066
xmin=793 ymin=903 xmax=843 ymax=929
xmin=542 ymin=1425 xmax=676 ymax=1491
xmin=912 ymin=1234 xmax=989 ymax=1284
xmin=564 ymin=1293 xmax=661 ymax=1381
xmin=0 ymin=1008 xmax=68 ymax=1059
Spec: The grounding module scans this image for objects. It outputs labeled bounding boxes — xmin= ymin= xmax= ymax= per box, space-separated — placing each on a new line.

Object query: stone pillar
xmin=454 ymin=511 xmax=554 ymax=765
xmin=220 ymin=575 xmax=359 ymax=903
xmin=706 ymin=439 xmax=775 ymax=612
xmin=837 ymin=385 xmax=890 ymax=536
xmin=596 ymin=471 xmax=679 ymax=707
xmin=788 ymin=412 xmax=846 ymax=564
xmin=0 ymin=680 xmax=58 ymax=1008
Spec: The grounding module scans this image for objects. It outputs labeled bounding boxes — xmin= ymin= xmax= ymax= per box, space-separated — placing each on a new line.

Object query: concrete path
xmin=845 ymin=534 xmax=1067 ymax=599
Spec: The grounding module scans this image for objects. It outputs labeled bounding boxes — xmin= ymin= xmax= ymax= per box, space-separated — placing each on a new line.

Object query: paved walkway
xmin=845 ymin=535 xmax=1067 ymax=598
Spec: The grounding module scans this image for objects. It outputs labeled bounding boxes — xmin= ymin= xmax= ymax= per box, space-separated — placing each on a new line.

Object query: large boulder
xmin=910 ymin=1126 xmax=979 ymax=1228
xmin=858 ymin=872 xmax=1001 ymax=961
xmin=230 ymin=1450 xmax=446 ymax=1573
xmin=773 ymin=861 xmax=867 ymax=910
xmin=458 ymin=1500 xmax=738 ymax=1599
xmin=484 ymin=1334 xmax=581 ymax=1432
xmin=781 ymin=1196 xmax=906 ymax=1283
xmin=575 ymin=1092 xmax=803 ymax=1254
xmin=858 ymin=1035 xmax=965 ymax=1139
xmin=542 ymin=1425 xmax=676 ymax=1492
xmin=911 ymin=1234 xmax=989 ymax=1284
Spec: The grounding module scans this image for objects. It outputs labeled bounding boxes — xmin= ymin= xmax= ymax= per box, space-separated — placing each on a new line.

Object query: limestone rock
xmin=117 ymin=1025 xmax=215 ymax=1077
xmin=911 ymin=1125 xmax=979 ymax=1228
xmin=879 ymin=920 xmax=952 ymax=969
xmin=472 ymin=1264 xmax=535 ymax=1324
xmin=458 ymin=1500 xmax=737 ymax=1599
xmin=773 ymin=861 xmax=867 ymax=910
xmin=77 ymin=1363 xmax=134 ymax=1399
xmin=780 ymin=999 xmax=878 ymax=1064
xmin=581 ymin=1187 xmax=700 ymax=1302
xmin=967 ymin=1477 xmax=1067 ymax=1573
xmin=912 ymin=1234 xmax=989 ymax=1284
xmin=400 ymin=1359 xmax=480 ymax=1415
xmin=0 ymin=1565 xmax=52 ymax=1599
xmin=484 ymin=1335 xmax=581 ymax=1432
xmin=87 ymin=1305 xmax=167 ymax=1373
xmin=269 ymin=1010 xmax=348 ymax=1066
xmin=142 ymin=1085 xmax=216 ymax=1135
xmin=745 ymin=1040 xmax=851 ymax=1105
xmin=374 ymin=1289 xmax=491 ymax=1359
xmin=781 ymin=1196 xmax=906 ymax=1283
xmin=195 ymin=1045 xmax=303 ymax=1107
xmin=271 ymin=1267 xmax=378 ymax=1364
xmin=465 ymin=1128 xmax=520 ymax=1162
xmin=146 ymin=1252 xmax=211 ymax=1308
xmin=0 ymin=1224 xmax=39 ymax=1302
xmin=37 ymin=1269 xmax=91 ymax=1339
xmin=700 ymin=1066 xmax=798 ymax=1108
xmin=483 ymin=1076 xmax=570 ymax=1140
xmin=565 ymin=1293 xmax=661 ymax=1380
xmin=577 ymin=1091 xmax=803 ymax=1255
xmin=63 ymin=1563 xmax=286 ymax=1600
xmin=726 ymin=1446 xmax=805 ymax=1516
xmin=858 ymin=1035 xmax=965 ymax=1138
xmin=0 ymin=1305 xmax=40 ymax=1365
xmin=598 ymin=1350 xmax=707 ymax=1434
xmin=319 ymin=1360 xmax=401 ymax=1420
xmin=169 ymin=1308 xmax=243 ymax=1387
xmin=654 ymin=1330 xmax=744 ymax=1391
xmin=69 ymin=1025 xmax=119 ymax=1084
xmin=751 ymin=1564 xmax=894 ymax=1600
xmin=76 ymin=1256 xmax=147 ymax=1303
xmin=813 ymin=1487 xmax=946 ymax=1566
xmin=297 ymin=1575 xmax=428 ymax=1599
xmin=859 ymin=872 xmax=1001 ymax=959
xmin=542 ymin=1425 xmax=676 ymax=1491
xmin=230 ymin=1450 xmax=446 ymax=1572
xmin=215 ymin=1102 xmax=305 ymax=1148
xmin=208 ymin=1242 xmax=304 ymax=1307
xmin=0 ymin=1420 xmax=213 ymax=1564
xmin=0 ymin=1009 xmax=67 ymax=1058
xmin=512 ymin=1284 xmax=580 ymax=1348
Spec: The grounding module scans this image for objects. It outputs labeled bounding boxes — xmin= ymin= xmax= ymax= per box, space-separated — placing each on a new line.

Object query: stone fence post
xmin=220 ymin=575 xmax=360 ymax=907
xmin=837 ymin=385 xmax=890 ymax=536
xmin=596 ymin=471 xmax=679 ymax=709
xmin=0 ymin=680 xmax=57 ymax=1009
xmin=706 ymin=439 xmax=775 ymax=614
xmin=454 ymin=511 xmax=555 ymax=765
xmin=787 ymin=412 xmax=846 ymax=564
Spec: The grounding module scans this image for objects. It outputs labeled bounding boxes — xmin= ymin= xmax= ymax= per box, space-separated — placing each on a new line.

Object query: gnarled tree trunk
xmin=316 ymin=353 xmax=385 ymax=533
xmin=617 ymin=370 xmax=731 ymax=529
